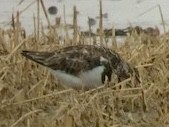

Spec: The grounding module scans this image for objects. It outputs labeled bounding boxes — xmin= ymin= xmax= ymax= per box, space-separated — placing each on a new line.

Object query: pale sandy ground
xmin=0 ymin=0 xmax=169 ymax=34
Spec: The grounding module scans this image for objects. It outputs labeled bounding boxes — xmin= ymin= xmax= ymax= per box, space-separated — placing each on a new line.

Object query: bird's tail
xmin=21 ymin=50 xmax=54 ymax=66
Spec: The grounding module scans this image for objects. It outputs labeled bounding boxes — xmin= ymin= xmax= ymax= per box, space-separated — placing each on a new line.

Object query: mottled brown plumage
xmin=21 ymin=45 xmax=140 ymax=89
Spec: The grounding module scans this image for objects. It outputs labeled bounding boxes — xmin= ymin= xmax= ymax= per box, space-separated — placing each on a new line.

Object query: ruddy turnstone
xmin=21 ymin=45 xmax=140 ymax=90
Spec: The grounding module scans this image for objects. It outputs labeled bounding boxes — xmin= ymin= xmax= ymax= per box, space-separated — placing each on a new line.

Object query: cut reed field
xmin=0 ymin=1 xmax=169 ymax=127
xmin=0 ymin=22 xmax=169 ymax=127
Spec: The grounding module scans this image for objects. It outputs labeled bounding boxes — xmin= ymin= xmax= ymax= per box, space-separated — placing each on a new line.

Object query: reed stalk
xmin=73 ymin=6 xmax=78 ymax=45
xmin=158 ymin=4 xmax=166 ymax=33
xmin=99 ymin=0 xmax=104 ymax=46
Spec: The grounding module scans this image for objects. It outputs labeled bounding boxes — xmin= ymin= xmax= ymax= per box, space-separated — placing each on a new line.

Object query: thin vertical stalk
xmin=63 ymin=5 xmax=69 ymax=46
xmin=40 ymin=0 xmax=51 ymax=30
xmin=158 ymin=4 xmax=166 ymax=33
xmin=99 ymin=0 xmax=103 ymax=46
xmin=88 ymin=17 xmax=92 ymax=45
xmin=33 ymin=14 xmax=37 ymax=41
xmin=73 ymin=6 xmax=78 ymax=45
xmin=112 ymin=26 xmax=117 ymax=49
xmin=14 ymin=11 xmax=20 ymax=46
xmin=37 ymin=0 xmax=40 ymax=41
xmin=11 ymin=13 xmax=15 ymax=30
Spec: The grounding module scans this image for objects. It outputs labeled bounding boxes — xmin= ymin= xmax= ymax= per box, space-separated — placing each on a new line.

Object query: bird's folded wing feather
xmin=21 ymin=47 xmax=103 ymax=75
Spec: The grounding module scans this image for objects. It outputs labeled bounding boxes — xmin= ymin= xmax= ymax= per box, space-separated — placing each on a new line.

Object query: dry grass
xmin=0 ymin=1 xmax=169 ymax=127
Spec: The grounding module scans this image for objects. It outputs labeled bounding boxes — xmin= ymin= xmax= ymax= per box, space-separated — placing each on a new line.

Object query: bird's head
xmin=115 ymin=60 xmax=141 ymax=86
xmin=108 ymin=53 xmax=140 ymax=86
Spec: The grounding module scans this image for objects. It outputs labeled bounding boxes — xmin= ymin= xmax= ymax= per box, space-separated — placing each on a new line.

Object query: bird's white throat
xmin=51 ymin=66 xmax=105 ymax=89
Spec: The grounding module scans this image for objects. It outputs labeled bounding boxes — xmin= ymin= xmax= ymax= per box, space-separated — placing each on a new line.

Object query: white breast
xmin=51 ymin=66 xmax=105 ymax=89
xmin=79 ymin=66 xmax=105 ymax=88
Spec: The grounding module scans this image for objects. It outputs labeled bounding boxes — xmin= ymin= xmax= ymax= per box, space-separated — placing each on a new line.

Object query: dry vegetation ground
xmin=0 ymin=24 xmax=169 ymax=127
xmin=0 ymin=1 xmax=169 ymax=127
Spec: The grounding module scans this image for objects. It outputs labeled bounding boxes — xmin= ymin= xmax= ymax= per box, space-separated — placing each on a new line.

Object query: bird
xmin=48 ymin=6 xmax=58 ymax=15
xmin=21 ymin=45 xmax=140 ymax=90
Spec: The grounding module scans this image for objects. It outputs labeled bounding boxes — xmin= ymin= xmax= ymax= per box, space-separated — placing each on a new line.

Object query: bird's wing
xmin=21 ymin=46 xmax=107 ymax=75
